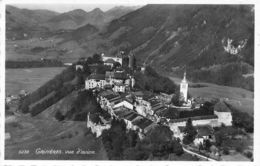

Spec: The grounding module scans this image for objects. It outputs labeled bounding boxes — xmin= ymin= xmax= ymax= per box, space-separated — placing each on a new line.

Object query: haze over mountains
xmin=6 ymin=4 xmax=254 ymax=90
xmin=6 ymin=5 xmax=139 ymax=37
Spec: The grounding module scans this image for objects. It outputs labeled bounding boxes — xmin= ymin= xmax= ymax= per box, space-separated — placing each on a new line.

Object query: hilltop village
xmin=74 ymin=52 xmax=233 ymax=155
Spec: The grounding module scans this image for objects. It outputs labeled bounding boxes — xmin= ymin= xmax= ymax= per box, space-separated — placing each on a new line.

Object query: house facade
xmin=113 ymin=83 xmax=126 ymax=93
xmin=85 ymin=74 xmax=107 ymax=89
xmin=214 ymin=101 xmax=233 ymax=126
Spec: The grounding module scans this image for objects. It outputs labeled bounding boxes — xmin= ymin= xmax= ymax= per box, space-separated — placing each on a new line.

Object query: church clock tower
xmin=180 ymin=71 xmax=188 ymax=102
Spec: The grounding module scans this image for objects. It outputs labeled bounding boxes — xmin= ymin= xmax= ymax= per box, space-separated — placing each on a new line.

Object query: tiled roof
xmin=105 ymin=71 xmax=127 ymax=80
xmin=154 ymin=107 xmax=168 ymax=115
xmin=114 ymin=107 xmax=137 ymax=120
xmin=124 ymin=112 xmax=139 ymax=121
xmin=108 ymin=96 xmax=122 ymax=103
xmin=155 ymin=107 xmax=179 ymax=119
xmin=114 ymin=98 xmax=134 ymax=105
xmin=99 ymin=89 xmax=115 ymax=97
xmin=151 ymin=103 xmax=163 ymax=110
xmin=114 ymin=72 xmax=127 ymax=80
xmin=113 ymin=105 xmax=155 ymax=131
xmin=88 ymin=74 xmax=105 ymax=80
xmin=104 ymin=93 xmax=121 ymax=100
xmin=143 ymin=94 xmax=155 ymax=101
xmin=105 ymin=71 xmax=115 ymax=78
xmin=169 ymin=115 xmax=218 ymax=123
xmin=125 ymin=97 xmax=134 ymax=104
xmin=132 ymin=117 xmax=153 ymax=129
xmin=143 ymin=123 xmax=157 ymax=133
xmin=133 ymin=91 xmax=144 ymax=97
xmin=196 ymin=125 xmax=214 ymax=137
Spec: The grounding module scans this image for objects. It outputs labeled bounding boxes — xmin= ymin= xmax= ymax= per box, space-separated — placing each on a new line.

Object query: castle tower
xmin=180 ymin=71 xmax=188 ymax=102
xmin=131 ymin=76 xmax=135 ymax=89
xmin=128 ymin=52 xmax=134 ymax=69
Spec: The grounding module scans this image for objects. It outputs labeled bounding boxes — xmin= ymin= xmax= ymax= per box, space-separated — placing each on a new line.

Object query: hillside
xmin=58 ymin=24 xmax=99 ymax=43
xmin=42 ymin=9 xmax=100 ymax=30
xmin=6 ymin=5 xmax=58 ymax=39
xmin=99 ymin=5 xmax=254 ymax=90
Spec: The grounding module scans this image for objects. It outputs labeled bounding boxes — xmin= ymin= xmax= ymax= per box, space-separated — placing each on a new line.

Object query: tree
xmin=123 ymin=147 xmax=149 ymax=160
xmin=86 ymin=56 xmax=93 ymax=64
xmin=183 ymin=118 xmax=197 ymax=145
xmin=113 ymin=62 xmax=121 ymax=69
xmin=223 ymin=147 xmax=229 ymax=155
xmin=122 ymin=56 xmax=129 ymax=68
xmin=101 ymin=118 xmax=129 ymax=159
xmin=92 ymin=53 xmax=103 ymax=64
xmin=83 ymin=63 xmax=91 ymax=75
xmin=145 ymin=125 xmax=184 ymax=157
xmin=171 ymin=90 xmax=184 ymax=106
xmin=215 ymin=132 xmax=223 ymax=146
xmin=133 ymin=56 xmax=137 ymax=69
xmin=55 ymin=111 xmax=65 ymax=121
xmin=146 ymin=125 xmax=173 ymax=144
xmin=203 ymin=139 xmax=212 ymax=151
xmin=5 ymin=103 xmax=9 ymax=110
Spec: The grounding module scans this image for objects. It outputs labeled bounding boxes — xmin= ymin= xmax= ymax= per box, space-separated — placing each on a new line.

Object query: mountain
xmin=6 ymin=5 xmax=59 ymax=26
xmin=6 ymin=5 xmax=138 ymax=36
xmin=105 ymin=6 xmax=141 ymax=19
xmin=6 ymin=5 xmax=59 ymax=39
xmin=100 ymin=4 xmax=254 ymax=90
xmin=43 ymin=7 xmax=137 ymax=31
xmin=42 ymin=9 xmax=89 ymax=30
xmin=59 ymin=24 xmax=99 ymax=42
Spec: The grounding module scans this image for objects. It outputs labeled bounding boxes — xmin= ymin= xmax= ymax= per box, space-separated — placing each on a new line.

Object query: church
xmin=180 ymin=71 xmax=188 ymax=102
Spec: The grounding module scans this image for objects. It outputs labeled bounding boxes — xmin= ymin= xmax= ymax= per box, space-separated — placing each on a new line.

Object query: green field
xmin=169 ymin=76 xmax=254 ymax=116
xmin=5 ymin=67 xmax=65 ymax=95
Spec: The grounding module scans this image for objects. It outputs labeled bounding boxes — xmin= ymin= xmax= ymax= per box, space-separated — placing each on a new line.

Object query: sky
xmin=10 ymin=4 xmax=143 ymax=13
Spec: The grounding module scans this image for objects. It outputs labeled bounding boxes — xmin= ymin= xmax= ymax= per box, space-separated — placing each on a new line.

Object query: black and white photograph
xmin=1 ymin=0 xmax=258 ymax=164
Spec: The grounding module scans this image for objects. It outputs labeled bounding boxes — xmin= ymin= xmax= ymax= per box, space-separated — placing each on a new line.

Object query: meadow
xmin=5 ymin=67 xmax=65 ymax=95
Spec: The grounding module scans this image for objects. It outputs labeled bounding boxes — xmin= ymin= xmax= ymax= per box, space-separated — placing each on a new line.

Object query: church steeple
xmin=180 ymin=70 xmax=188 ymax=102
xmin=182 ymin=71 xmax=187 ymax=82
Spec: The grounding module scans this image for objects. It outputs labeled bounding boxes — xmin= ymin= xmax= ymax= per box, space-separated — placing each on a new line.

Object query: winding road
xmin=182 ymin=145 xmax=217 ymax=161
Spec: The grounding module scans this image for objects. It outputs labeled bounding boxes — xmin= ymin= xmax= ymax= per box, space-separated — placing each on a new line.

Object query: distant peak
xmin=67 ymin=9 xmax=87 ymax=15
xmin=90 ymin=8 xmax=103 ymax=13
